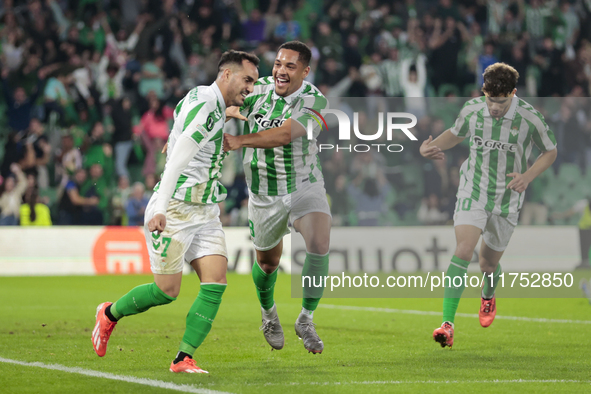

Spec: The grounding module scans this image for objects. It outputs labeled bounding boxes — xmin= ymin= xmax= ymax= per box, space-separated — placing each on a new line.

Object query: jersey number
xmin=459 ymin=198 xmax=472 ymax=211
xmin=153 ymin=235 xmax=172 ymax=257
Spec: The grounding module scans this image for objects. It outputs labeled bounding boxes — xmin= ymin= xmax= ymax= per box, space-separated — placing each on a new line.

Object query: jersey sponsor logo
xmin=472 ymin=135 xmax=517 ymax=152
xmin=253 ymin=113 xmax=286 ymax=129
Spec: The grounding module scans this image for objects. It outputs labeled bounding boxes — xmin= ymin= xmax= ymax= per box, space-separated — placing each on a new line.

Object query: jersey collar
xmin=211 ymin=82 xmax=227 ymax=111
xmin=273 ymin=81 xmax=306 ymax=104
xmin=483 ymin=95 xmax=518 ymax=120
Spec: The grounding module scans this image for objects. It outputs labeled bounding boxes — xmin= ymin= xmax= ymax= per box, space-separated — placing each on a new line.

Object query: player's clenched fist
xmin=223 ymin=133 xmax=242 ymax=152
xmin=420 ymin=135 xmax=445 ymax=160
xmin=148 ymin=213 xmax=167 ymax=233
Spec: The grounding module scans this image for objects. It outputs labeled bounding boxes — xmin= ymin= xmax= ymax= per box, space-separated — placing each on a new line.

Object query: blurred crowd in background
xmin=0 ymin=0 xmax=590 ymax=227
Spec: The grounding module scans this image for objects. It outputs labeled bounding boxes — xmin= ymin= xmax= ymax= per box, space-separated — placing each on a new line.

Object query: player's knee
xmin=479 ymin=258 xmax=497 ymax=274
xmin=203 ymin=275 xmax=227 ymax=285
xmin=157 ymin=283 xmax=181 ymax=299
xmin=258 ymin=260 xmax=280 ymax=273
xmin=454 ymin=244 xmax=474 ymax=262
xmin=257 ymin=252 xmax=281 ymax=272
xmin=306 ymin=236 xmax=330 ymax=255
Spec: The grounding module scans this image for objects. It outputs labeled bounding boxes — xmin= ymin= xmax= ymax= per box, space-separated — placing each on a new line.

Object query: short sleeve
xmin=292 ymin=94 xmax=328 ymax=138
xmin=450 ymin=99 xmax=481 ymax=138
xmin=65 ymin=181 xmax=77 ymax=192
xmin=449 ymin=111 xmax=473 ymax=138
xmin=180 ymin=100 xmax=222 ymax=148
xmin=531 ymin=113 xmax=557 ymax=152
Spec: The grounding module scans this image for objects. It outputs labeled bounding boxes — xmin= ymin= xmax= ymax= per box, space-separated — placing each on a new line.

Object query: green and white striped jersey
xmin=451 ymin=96 xmax=557 ymax=216
xmin=154 ymin=82 xmax=227 ymax=204
xmin=240 ymin=76 xmax=328 ymax=196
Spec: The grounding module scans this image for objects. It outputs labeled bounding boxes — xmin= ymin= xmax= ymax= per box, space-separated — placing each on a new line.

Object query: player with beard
xmin=92 ymin=51 xmax=259 ymax=373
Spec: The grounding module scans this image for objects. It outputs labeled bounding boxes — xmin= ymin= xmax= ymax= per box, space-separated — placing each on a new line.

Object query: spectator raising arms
xmin=0 ymin=164 xmax=28 ymax=225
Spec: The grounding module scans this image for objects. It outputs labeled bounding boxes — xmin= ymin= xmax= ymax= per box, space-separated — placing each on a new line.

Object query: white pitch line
xmin=252 ymin=379 xmax=590 ymax=386
xmin=0 ymin=357 xmax=231 ymax=394
xmin=320 ymin=304 xmax=591 ymax=324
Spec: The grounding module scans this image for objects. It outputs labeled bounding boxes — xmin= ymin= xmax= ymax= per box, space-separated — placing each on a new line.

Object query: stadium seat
xmin=401 ymin=165 xmax=425 ymax=197
xmin=542 ymin=187 xmax=560 ymax=208
xmin=583 ymin=170 xmax=591 ymax=197
xmin=438 ymin=84 xmax=460 ymax=97
xmin=128 ymin=164 xmax=144 ymax=183
xmin=381 ymin=210 xmax=402 ymax=226
xmin=347 ymin=211 xmax=358 ymax=226
xmin=463 ymin=84 xmax=479 ymax=97
xmin=558 ymin=163 xmax=581 ymax=183
xmin=39 ymin=188 xmax=58 ymax=207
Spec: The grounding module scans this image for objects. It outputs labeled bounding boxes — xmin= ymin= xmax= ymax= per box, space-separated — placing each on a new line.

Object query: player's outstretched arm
xmin=223 ymin=118 xmax=303 ymax=151
xmin=420 ymin=129 xmax=464 ymax=160
xmin=507 ymin=148 xmax=557 ymax=193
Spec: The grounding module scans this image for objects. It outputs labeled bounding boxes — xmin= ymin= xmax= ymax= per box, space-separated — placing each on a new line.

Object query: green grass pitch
xmin=1 ymin=273 xmax=591 ymax=393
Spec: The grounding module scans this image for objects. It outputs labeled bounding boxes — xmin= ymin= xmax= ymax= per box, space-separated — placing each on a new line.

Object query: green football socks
xmin=302 ymin=252 xmax=329 ymax=311
xmin=482 ymin=264 xmax=502 ymax=299
xmin=252 ymin=261 xmax=278 ymax=311
xmin=178 ymin=283 xmax=227 ymax=356
xmin=442 ymin=255 xmax=471 ymax=324
xmin=111 ymin=282 xmax=176 ymax=320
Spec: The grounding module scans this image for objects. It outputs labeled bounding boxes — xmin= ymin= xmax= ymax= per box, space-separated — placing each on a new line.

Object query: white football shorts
xmin=453 ymin=196 xmax=519 ymax=252
xmin=144 ymin=193 xmax=227 ymax=274
xmin=248 ymin=180 xmax=331 ymax=251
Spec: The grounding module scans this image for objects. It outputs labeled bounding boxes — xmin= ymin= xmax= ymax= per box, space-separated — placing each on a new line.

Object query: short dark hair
xmin=278 ymin=41 xmax=312 ymax=66
xmin=482 ymin=63 xmax=519 ymax=97
xmin=217 ymin=50 xmax=260 ymax=73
